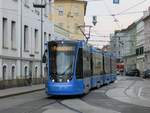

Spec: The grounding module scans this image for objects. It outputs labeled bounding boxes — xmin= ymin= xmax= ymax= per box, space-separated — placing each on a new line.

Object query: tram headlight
xmin=52 ymin=79 xmax=55 ymax=82
xmin=67 ymin=79 xmax=70 ymax=83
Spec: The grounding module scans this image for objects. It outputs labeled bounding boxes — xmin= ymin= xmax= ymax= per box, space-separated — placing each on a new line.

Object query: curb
xmin=0 ymin=88 xmax=45 ymax=99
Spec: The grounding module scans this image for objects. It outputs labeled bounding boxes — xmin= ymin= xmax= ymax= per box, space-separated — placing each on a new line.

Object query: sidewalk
xmin=0 ymin=84 xmax=45 ymax=98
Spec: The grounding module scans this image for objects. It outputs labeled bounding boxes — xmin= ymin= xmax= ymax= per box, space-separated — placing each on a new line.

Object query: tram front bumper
xmin=46 ymin=83 xmax=83 ymax=95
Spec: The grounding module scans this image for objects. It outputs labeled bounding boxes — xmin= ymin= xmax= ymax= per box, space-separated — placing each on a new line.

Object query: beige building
xmin=50 ymin=0 xmax=87 ymax=40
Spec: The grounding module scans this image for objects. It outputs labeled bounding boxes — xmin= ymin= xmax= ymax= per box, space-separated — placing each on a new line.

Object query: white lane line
xmin=138 ymin=87 xmax=143 ymax=97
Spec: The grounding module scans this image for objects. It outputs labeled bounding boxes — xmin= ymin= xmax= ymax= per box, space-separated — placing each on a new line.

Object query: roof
xmin=143 ymin=14 xmax=150 ymax=21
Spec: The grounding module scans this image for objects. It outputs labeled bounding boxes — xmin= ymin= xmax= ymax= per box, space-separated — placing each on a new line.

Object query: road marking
xmin=138 ymin=87 xmax=142 ymax=97
xmin=62 ymin=99 xmax=121 ymax=113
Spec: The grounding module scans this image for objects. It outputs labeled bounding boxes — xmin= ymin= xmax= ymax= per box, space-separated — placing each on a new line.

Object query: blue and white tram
xmin=43 ymin=40 xmax=117 ymax=95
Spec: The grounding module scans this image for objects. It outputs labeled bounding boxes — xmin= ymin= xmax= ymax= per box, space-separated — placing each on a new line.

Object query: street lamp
xmin=33 ymin=0 xmax=46 ymax=81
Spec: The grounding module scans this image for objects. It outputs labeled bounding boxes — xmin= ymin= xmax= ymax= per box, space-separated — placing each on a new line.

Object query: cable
xmin=103 ymin=0 xmax=122 ymax=28
xmin=86 ymin=10 xmax=144 ymax=17
xmin=117 ymin=0 xmax=147 ymax=15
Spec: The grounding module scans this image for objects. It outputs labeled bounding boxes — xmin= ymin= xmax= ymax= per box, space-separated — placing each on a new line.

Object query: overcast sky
xmin=85 ymin=0 xmax=150 ymax=48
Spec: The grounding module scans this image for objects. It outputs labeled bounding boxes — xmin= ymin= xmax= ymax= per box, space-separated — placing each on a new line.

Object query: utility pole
xmin=33 ymin=0 xmax=46 ymax=81
xmin=20 ymin=0 xmax=23 ymax=78
xmin=78 ymin=25 xmax=92 ymax=43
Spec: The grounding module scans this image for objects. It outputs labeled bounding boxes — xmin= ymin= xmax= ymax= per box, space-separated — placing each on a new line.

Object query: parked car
xmin=143 ymin=69 xmax=150 ymax=78
xmin=125 ymin=69 xmax=140 ymax=77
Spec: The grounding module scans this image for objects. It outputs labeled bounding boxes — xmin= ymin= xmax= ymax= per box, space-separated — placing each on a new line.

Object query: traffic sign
xmin=113 ymin=0 xmax=119 ymax=4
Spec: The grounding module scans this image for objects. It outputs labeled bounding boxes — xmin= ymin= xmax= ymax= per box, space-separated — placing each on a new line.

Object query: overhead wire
xmin=117 ymin=0 xmax=147 ymax=15
xmin=103 ymin=0 xmax=122 ymax=29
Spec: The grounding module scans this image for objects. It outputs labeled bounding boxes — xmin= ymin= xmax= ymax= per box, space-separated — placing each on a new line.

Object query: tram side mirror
xmin=42 ymin=49 xmax=47 ymax=63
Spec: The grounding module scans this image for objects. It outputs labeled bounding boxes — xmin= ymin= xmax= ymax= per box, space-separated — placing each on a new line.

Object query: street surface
xmin=1 ymin=76 xmax=150 ymax=113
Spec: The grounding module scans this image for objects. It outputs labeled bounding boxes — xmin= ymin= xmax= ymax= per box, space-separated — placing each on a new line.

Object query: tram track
xmin=26 ymin=96 xmax=84 ymax=113
xmin=56 ymin=100 xmax=83 ymax=113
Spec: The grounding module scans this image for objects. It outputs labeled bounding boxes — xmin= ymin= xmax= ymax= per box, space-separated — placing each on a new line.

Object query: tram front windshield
xmin=49 ymin=43 xmax=75 ymax=83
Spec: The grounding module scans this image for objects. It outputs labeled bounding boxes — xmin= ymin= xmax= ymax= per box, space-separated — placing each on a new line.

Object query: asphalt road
xmin=0 ymin=76 xmax=150 ymax=113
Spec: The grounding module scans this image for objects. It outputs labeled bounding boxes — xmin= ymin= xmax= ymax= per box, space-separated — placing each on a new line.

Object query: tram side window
xmin=83 ymin=50 xmax=91 ymax=77
xmin=105 ymin=56 xmax=111 ymax=74
xmin=76 ymin=48 xmax=83 ymax=79
xmin=93 ymin=54 xmax=102 ymax=76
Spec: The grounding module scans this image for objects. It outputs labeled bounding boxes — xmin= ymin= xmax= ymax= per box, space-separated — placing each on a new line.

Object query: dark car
xmin=126 ymin=69 xmax=140 ymax=77
xmin=143 ymin=69 xmax=150 ymax=78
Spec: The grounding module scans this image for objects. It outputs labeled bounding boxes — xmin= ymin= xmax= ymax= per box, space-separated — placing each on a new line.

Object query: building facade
xmin=143 ymin=14 xmax=150 ymax=70
xmin=0 ymin=0 xmax=53 ymax=89
xmin=136 ymin=20 xmax=145 ymax=74
xmin=110 ymin=30 xmax=127 ymax=63
xmin=123 ymin=23 xmax=137 ymax=72
xmin=50 ymin=0 xmax=87 ymax=40
xmin=110 ymin=23 xmax=137 ymax=72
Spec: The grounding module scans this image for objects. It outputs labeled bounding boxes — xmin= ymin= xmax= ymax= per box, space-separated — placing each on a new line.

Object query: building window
xmin=136 ymin=47 xmax=144 ymax=56
xmin=2 ymin=18 xmax=8 ymax=48
xmin=35 ymin=9 xmax=40 ymax=15
xmin=44 ymin=5 xmax=47 ymax=17
xmin=24 ymin=66 xmax=28 ymax=79
xmin=44 ymin=32 xmax=47 ymax=43
xmin=44 ymin=66 xmax=48 ymax=78
xmin=11 ymin=21 xmax=16 ymax=49
xmin=58 ymin=7 xmax=64 ymax=16
xmin=34 ymin=29 xmax=38 ymax=52
xmin=74 ymin=6 xmax=79 ymax=16
xmin=2 ymin=66 xmax=7 ymax=80
xmin=24 ymin=0 xmax=29 ymax=8
xmin=35 ymin=67 xmax=38 ymax=78
xmin=118 ymin=51 xmax=120 ymax=56
xmin=48 ymin=34 xmax=51 ymax=41
xmin=34 ymin=0 xmax=40 ymax=15
xmin=11 ymin=66 xmax=15 ymax=80
xmin=24 ymin=25 xmax=29 ymax=51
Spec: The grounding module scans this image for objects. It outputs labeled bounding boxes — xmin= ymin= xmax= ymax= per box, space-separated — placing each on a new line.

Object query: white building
xmin=0 ymin=0 xmax=53 ymax=88
xmin=136 ymin=19 xmax=144 ymax=74
xmin=144 ymin=14 xmax=150 ymax=70
xmin=110 ymin=30 xmax=127 ymax=63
